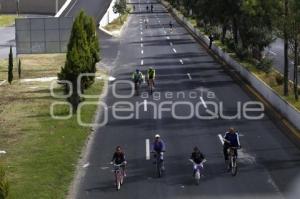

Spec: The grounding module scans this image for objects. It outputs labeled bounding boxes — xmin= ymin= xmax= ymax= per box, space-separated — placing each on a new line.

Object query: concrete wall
xmin=0 ymin=0 xmax=66 ymax=15
xmin=160 ymin=0 xmax=300 ymax=130
xmin=99 ymin=0 xmax=119 ymax=27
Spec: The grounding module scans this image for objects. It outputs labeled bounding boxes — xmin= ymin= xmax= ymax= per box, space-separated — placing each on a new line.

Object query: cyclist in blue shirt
xmin=223 ymin=128 xmax=241 ymax=161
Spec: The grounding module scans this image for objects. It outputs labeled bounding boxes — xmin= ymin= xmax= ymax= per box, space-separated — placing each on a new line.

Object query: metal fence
xmin=15 ymin=17 xmax=73 ymax=54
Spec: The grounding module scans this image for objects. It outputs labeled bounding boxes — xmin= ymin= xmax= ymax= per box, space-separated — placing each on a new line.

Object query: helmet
xmin=136 ymin=69 xmax=140 ymax=73
xmin=193 ymin=146 xmax=199 ymax=152
xmin=155 ymin=134 xmax=160 ymax=138
xmin=116 ymin=146 xmax=121 ymax=151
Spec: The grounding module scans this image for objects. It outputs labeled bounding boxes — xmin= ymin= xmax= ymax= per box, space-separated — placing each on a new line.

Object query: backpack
xmin=148 ymin=69 xmax=155 ymax=79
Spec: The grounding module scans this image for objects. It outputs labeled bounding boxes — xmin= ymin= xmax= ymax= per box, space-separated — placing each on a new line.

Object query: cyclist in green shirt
xmin=147 ymin=67 xmax=156 ymax=94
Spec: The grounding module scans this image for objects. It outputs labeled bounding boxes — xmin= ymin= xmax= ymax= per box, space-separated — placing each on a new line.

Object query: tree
xmin=58 ymin=11 xmax=93 ymax=113
xmin=8 ymin=46 xmax=13 ymax=84
xmin=18 ymin=59 xmax=21 ymax=79
xmin=113 ymin=0 xmax=128 ymax=22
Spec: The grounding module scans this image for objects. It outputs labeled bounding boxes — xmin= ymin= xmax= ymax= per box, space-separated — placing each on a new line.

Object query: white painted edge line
xmin=83 ymin=162 xmax=90 ymax=168
xmin=141 ymin=50 xmax=144 ymax=54
xmin=55 ymin=0 xmax=72 ymax=17
xmin=0 ymin=80 xmax=6 ymax=86
xmin=141 ymin=31 xmax=143 ymax=35
xmin=172 ymin=48 xmax=177 ymax=53
xmin=141 ymin=38 xmax=143 ymax=41
xmin=187 ymin=73 xmax=192 ymax=80
xmin=268 ymin=50 xmax=277 ymax=56
xmin=0 ymin=150 xmax=7 ymax=154
xmin=141 ymin=43 xmax=143 ymax=48
xmin=180 ymin=59 xmax=184 ymax=65
xmin=144 ymin=100 xmax=147 ymax=111
xmin=141 ymin=59 xmax=144 ymax=65
xmin=200 ymin=96 xmax=207 ymax=109
xmin=64 ymin=0 xmax=78 ymax=17
xmin=218 ymin=134 xmax=224 ymax=145
xmin=146 ymin=139 xmax=150 ymax=160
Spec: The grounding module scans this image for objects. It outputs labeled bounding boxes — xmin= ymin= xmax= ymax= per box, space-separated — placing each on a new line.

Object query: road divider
xmin=146 ymin=139 xmax=150 ymax=160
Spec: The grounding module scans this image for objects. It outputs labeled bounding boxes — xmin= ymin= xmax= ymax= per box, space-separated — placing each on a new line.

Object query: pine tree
xmin=8 ymin=46 xmax=13 ymax=84
xmin=18 ymin=59 xmax=21 ymax=79
xmin=58 ymin=11 xmax=93 ymax=113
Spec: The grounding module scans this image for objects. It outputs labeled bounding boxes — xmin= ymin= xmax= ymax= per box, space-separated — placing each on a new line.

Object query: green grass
xmin=0 ymin=15 xmax=18 ymax=27
xmin=0 ymin=55 xmax=106 ymax=199
xmin=104 ymin=12 xmax=129 ymax=32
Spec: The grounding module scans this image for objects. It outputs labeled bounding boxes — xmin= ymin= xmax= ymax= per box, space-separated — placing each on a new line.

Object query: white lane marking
xmin=180 ymin=59 xmax=184 ymax=65
xmin=290 ymin=61 xmax=295 ymax=65
xmin=0 ymin=150 xmax=7 ymax=154
xmin=140 ymin=21 xmax=143 ymax=24
xmin=269 ymin=50 xmax=277 ymax=56
xmin=141 ymin=43 xmax=143 ymax=48
xmin=0 ymin=80 xmax=6 ymax=86
xmin=166 ymin=36 xmax=170 ymax=40
xmin=141 ymin=59 xmax=144 ymax=65
xmin=64 ymin=0 xmax=78 ymax=16
xmin=218 ymin=134 xmax=224 ymax=145
xmin=187 ymin=73 xmax=192 ymax=80
xmin=83 ymin=162 xmax=90 ymax=168
xmin=141 ymin=50 xmax=144 ymax=54
xmin=200 ymin=97 xmax=207 ymax=109
xmin=144 ymin=100 xmax=147 ymax=111
xmin=172 ymin=48 xmax=177 ymax=53
xmin=55 ymin=0 xmax=72 ymax=17
xmin=170 ymin=42 xmax=173 ymax=46
xmin=146 ymin=139 xmax=150 ymax=160
xmin=100 ymin=166 xmax=109 ymax=170
xmin=141 ymin=32 xmax=143 ymax=35
xmin=239 ymin=149 xmax=256 ymax=164
xmin=164 ymin=31 xmax=167 ymax=34
xmin=141 ymin=38 xmax=143 ymax=41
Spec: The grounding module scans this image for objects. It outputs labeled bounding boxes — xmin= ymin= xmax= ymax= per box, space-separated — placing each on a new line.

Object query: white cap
xmin=155 ymin=134 xmax=160 ymax=138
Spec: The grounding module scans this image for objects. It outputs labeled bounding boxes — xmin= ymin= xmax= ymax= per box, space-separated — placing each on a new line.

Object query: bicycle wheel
xmin=231 ymin=157 xmax=238 ymax=176
xmin=195 ymin=171 xmax=200 ymax=185
xmin=157 ymin=160 xmax=162 ymax=177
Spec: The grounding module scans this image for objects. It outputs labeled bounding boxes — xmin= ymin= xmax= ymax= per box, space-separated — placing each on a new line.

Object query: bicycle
xmin=147 ymin=78 xmax=154 ymax=95
xmin=152 ymin=151 xmax=164 ymax=177
xmin=189 ymin=159 xmax=206 ymax=185
xmin=112 ymin=163 xmax=125 ymax=190
xmin=226 ymin=147 xmax=238 ymax=176
xmin=134 ymin=81 xmax=142 ymax=96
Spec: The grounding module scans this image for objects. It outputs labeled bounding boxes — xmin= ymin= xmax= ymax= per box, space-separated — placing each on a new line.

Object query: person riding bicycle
xmin=169 ymin=20 xmax=173 ymax=31
xmin=147 ymin=67 xmax=156 ymax=88
xmin=144 ymin=18 xmax=148 ymax=29
xmin=151 ymin=134 xmax=166 ymax=169
xmin=223 ymin=128 xmax=241 ymax=162
xmin=132 ymin=69 xmax=144 ymax=84
xmin=190 ymin=146 xmax=205 ymax=176
xmin=111 ymin=146 xmax=127 ymax=176
xmin=150 ymin=4 xmax=154 ymax=12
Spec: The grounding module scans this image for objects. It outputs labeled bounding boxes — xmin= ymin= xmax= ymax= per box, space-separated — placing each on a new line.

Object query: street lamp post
xmin=16 ymin=0 xmax=20 ymax=16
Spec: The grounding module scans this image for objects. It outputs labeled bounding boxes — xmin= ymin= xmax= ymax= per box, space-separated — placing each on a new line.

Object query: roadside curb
xmin=159 ymin=0 xmax=300 ymax=144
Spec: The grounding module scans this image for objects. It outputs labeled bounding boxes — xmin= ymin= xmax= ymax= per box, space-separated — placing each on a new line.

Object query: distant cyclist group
xmin=111 ymin=128 xmax=241 ymax=190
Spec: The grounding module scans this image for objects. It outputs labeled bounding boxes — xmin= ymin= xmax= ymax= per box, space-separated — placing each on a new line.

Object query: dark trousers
xmin=223 ymin=145 xmax=237 ymax=160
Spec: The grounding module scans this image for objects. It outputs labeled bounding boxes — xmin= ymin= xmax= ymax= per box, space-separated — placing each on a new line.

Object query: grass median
xmin=0 ymin=54 xmax=106 ymax=198
xmin=0 ymin=15 xmax=18 ymax=27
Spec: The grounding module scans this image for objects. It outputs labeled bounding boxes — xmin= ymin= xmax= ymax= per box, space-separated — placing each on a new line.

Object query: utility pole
xmin=16 ymin=0 xmax=20 ymax=16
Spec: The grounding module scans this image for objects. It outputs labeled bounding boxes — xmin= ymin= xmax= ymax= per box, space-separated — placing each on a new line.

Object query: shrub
xmin=0 ymin=166 xmax=9 ymax=199
xmin=257 ymin=58 xmax=273 ymax=73
xmin=275 ymin=73 xmax=284 ymax=85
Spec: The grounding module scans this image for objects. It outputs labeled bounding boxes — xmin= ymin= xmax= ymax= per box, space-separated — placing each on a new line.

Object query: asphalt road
xmin=267 ymin=38 xmax=300 ymax=85
xmin=73 ymin=0 xmax=300 ymax=199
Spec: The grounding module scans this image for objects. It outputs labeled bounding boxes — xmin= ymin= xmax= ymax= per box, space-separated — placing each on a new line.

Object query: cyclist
xmin=146 ymin=5 xmax=149 ymax=12
xmin=147 ymin=67 xmax=156 ymax=93
xmin=132 ymin=69 xmax=144 ymax=94
xmin=111 ymin=146 xmax=127 ymax=176
xmin=190 ymin=146 xmax=205 ymax=176
xmin=144 ymin=18 xmax=148 ymax=29
xmin=223 ymin=128 xmax=241 ymax=162
xmin=151 ymin=134 xmax=166 ymax=170
xmin=169 ymin=20 xmax=173 ymax=32
xmin=151 ymin=4 xmax=154 ymax=12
